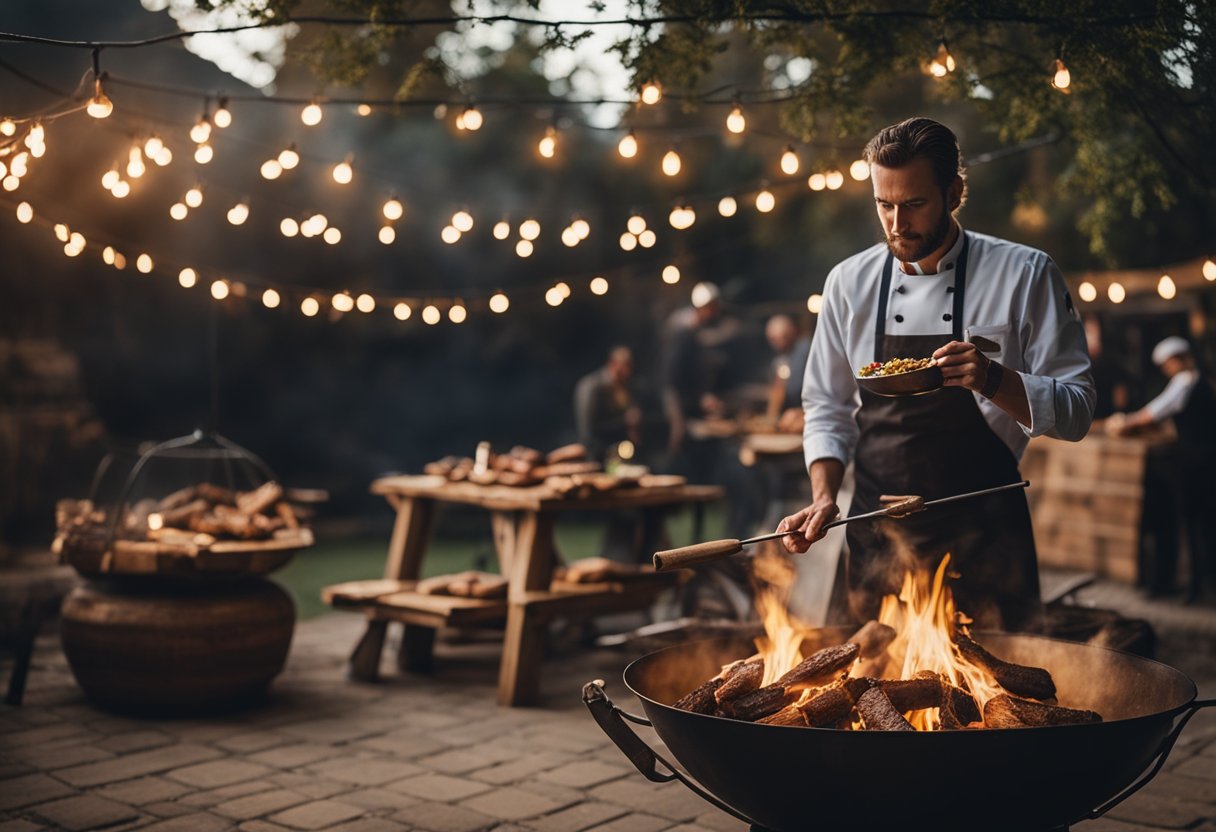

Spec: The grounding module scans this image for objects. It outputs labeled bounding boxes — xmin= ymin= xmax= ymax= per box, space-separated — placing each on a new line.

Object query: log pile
xmin=673 ymin=621 xmax=1103 ymax=731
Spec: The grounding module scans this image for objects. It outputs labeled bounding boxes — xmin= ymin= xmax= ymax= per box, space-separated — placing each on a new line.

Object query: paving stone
xmin=583 ymin=812 xmax=671 ymax=832
xmin=357 ymin=729 xmax=452 ymax=758
xmin=1107 ymin=792 xmax=1214 ymax=828
xmin=307 ymin=756 xmax=426 ymax=786
xmin=95 ymin=775 xmax=194 ymax=805
xmin=537 ymin=761 xmax=630 ymax=789
xmin=239 ymin=822 xmax=296 ymax=832
xmin=528 ymin=800 xmax=630 ymax=832
xmin=692 ymin=811 xmax=750 ymax=832
xmin=214 ymin=789 xmax=311 ymax=820
xmin=28 ymin=794 xmax=141 ymax=831
xmin=167 ymin=758 xmax=277 ymax=789
xmin=335 ymin=787 xmax=420 ymax=812
xmin=588 ymin=779 xmax=707 ymax=823
xmin=14 ymin=742 xmax=112 ymax=770
xmin=1073 ymin=819 xmax=1151 ymax=831
xmin=178 ymin=780 xmax=275 ymax=807
xmin=0 ymin=763 xmax=33 ymax=780
xmin=389 ymin=800 xmax=497 ymax=832
xmin=135 ymin=813 xmax=233 ymax=831
xmin=142 ymin=800 xmax=199 ymax=818
xmin=95 ymin=731 xmax=174 ymax=754
xmin=268 ymin=799 xmax=365 ymax=830
xmin=250 ymin=744 xmax=346 ymax=769
xmin=216 ymin=731 xmax=294 ymax=754
xmin=325 ymin=820 xmax=411 ymax=832
xmin=277 ymin=717 xmax=401 ymax=745
xmin=416 ymin=745 xmax=519 ymax=775
xmin=470 ymin=753 xmax=572 ymax=785
xmin=522 ymin=730 xmax=605 ymax=755
xmin=0 ymin=773 xmax=74 ymax=811
xmin=268 ymin=772 xmax=357 ymax=799
xmin=388 ymin=772 xmax=493 ymax=802
xmin=0 ymin=820 xmax=46 ymax=831
xmin=54 ymin=743 xmax=222 ymax=787
xmin=459 ymin=786 xmax=564 ymax=821
xmin=664 ymin=825 xmax=723 ymax=832
xmin=1176 ymin=754 xmax=1216 ymax=781
xmin=2 ymin=724 xmax=94 ymax=749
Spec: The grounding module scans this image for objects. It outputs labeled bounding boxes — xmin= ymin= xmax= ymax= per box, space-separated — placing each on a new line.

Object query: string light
xmin=640 ymin=80 xmax=662 ymax=105
xmin=212 ymin=99 xmax=232 ymax=128
xmin=383 ymin=197 xmax=403 ymax=221
xmin=1157 ymin=274 xmax=1176 ymax=300
xmin=562 ymin=227 xmax=580 ymax=247
xmin=226 ymin=201 xmax=250 ymax=225
xmin=87 ymin=78 xmax=113 ymax=118
xmin=515 ymin=239 xmax=534 ymax=257
xmin=519 ymin=218 xmax=541 ymax=240
xmin=1204 ymin=258 xmax=1216 ymax=281
xmin=356 ymin=293 xmax=375 ymax=313
xmin=301 ymin=101 xmax=323 ymax=126
xmin=178 ymin=267 xmax=197 ymax=288
xmin=422 ymin=304 xmax=442 ymax=324
xmin=545 ymin=286 xmax=565 ymax=306
xmin=127 ymin=147 xmax=145 ymax=179
xmin=808 ymin=172 xmax=826 ymax=191
xmin=102 ymin=168 xmax=120 ymax=190
xmin=452 ymin=210 xmax=474 ymax=232
xmin=16 ymin=201 xmax=33 ymax=223
xmin=101 ymin=246 xmax=115 ymax=265
xmin=323 ymin=226 xmax=342 ymax=245
xmin=278 ymin=144 xmax=300 ymax=169
xmin=619 ymin=232 xmax=637 ymax=251
xmin=572 ymin=218 xmax=590 ymax=239
xmin=441 ymin=225 xmax=461 ymax=244
xmin=211 ymin=279 xmax=229 ymax=299
xmin=378 ymin=225 xmax=395 ymax=244
xmin=332 ymin=158 xmax=354 ymax=184
xmin=617 ymin=129 xmax=638 ymax=159
xmin=1078 ymin=281 xmax=1097 ymax=302
xmin=280 ymin=217 xmax=299 ymax=237
xmin=448 ymin=302 xmax=467 ymax=323
xmin=0 ymin=120 xmax=14 ymax=136
xmin=638 ymin=229 xmax=656 ymax=247
xmin=53 ymin=223 xmax=69 ymax=243
xmin=332 ymin=292 xmax=354 ymax=312
xmin=755 ymin=188 xmax=776 ymax=212
xmin=850 ymin=159 xmax=870 ymax=180
xmin=459 ymin=105 xmax=483 ymax=131
xmin=780 ymin=145 xmax=800 ymax=175
xmin=662 ymin=265 xmax=681 ymax=284
xmin=112 ymin=252 xmax=127 ymax=269
xmin=626 ymin=214 xmax=646 ymax=235
xmin=356 ymin=103 xmax=372 ymax=117
xmin=194 ymin=143 xmax=213 ymax=164
xmin=807 ymin=293 xmax=824 ymax=314
xmin=825 ymin=170 xmax=845 ymax=190
xmin=492 ymin=220 xmax=510 ymax=239
xmin=136 ymin=254 xmax=153 ymax=273
xmin=661 ymin=148 xmax=682 ymax=176
xmin=718 ymin=196 xmax=737 ymax=217
xmin=169 ymin=202 xmax=188 ymax=220
xmin=301 ymin=297 xmax=320 ymax=317
xmin=260 ymin=159 xmax=282 ymax=179
xmin=143 ymin=136 xmax=163 ymax=157
xmin=590 ymin=276 xmax=609 ymax=295
xmin=1052 ymin=58 xmax=1071 ymax=92
xmin=262 ymin=288 xmax=280 ymax=308
xmin=1108 ymin=282 xmax=1126 ymax=303
xmin=726 ymin=105 xmax=746 ymax=134
xmin=111 ymin=180 xmax=130 ymax=198
xmin=189 ymin=117 xmax=211 ymax=144
xmin=393 ymin=302 xmax=412 ymax=320
xmin=669 ymin=204 xmax=696 ymax=230
xmin=929 ymin=38 xmax=956 ymax=77
xmin=152 ymin=145 xmax=172 ymax=166
xmin=184 ymin=186 xmax=203 ymax=207
xmin=489 ymin=292 xmax=510 ymax=313
xmin=538 ymin=126 xmax=557 ymax=158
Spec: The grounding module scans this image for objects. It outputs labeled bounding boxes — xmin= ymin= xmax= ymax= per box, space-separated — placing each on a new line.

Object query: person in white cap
xmin=1106 ymin=336 xmax=1204 ymax=436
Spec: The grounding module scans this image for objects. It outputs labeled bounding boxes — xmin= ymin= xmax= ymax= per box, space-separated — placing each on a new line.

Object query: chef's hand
xmin=777 ymin=497 xmax=839 ymax=554
xmin=933 ymin=340 xmax=990 ymax=393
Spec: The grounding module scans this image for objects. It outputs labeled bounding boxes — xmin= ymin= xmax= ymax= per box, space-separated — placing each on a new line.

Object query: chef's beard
xmin=885 ymin=202 xmax=952 ymax=264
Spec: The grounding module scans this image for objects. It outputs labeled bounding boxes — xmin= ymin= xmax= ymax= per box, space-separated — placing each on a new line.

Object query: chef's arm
xmin=810 ymin=458 xmax=844 ymax=507
xmin=777 ymin=457 xmax=843 ymax=554
xmin=985 ymin=361 xmax=1032 ymax=427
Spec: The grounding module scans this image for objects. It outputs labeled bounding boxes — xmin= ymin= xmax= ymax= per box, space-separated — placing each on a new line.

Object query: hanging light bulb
xmin=262 ymin=288 xmax=280 ymax=308
xmin=211 ymin=279 xmax=230 ymax=300
xmin=1108 ymin=282 xmax=1126 ymax=303
xmin=661 ymin=148 xmax=682 ymax=176
xmin=638 ymin=229 xmax=656 ymax=248
xmin=448 ymin=303 xmax=467 ymax=323
xmin=9 ymin=153 xmax=27 ymax=177
xmin=850 ymin=159 xmax=870 ymax=180
xmin=144 ymin=136 xmax=164 ymax=158
xmin=87 ymin=78 xmax=113 ymax=118
xmin=807 ymin=293 xmax=824 ymax=314
xmin=640 ymin=80 xmax=662 ymax=105
xmin=561 ymin=227 xmax=580 ymax=247
xmin=826 ymin=170 xmax=845 ymax=190
xmin=332 ymin=292 xmax=355 ymax=312
xmin=718 ymin=196 xmax=738 ymax=217
xmin=780 ymin=145 xmax=800 ymax=175
xmin=184 ymin=186 xmax=203 ymax=208
xmin=227 ymin=201 xmax=250 ymax=225
xmin=378 ymin=225 xmax=396 ymax=244
xmin=808 ymin=172 xmax=827 ymax=191
xmin=626 ymin=214 xmax=647 ymax=235
xmin=261 ymin=159 xmax=282 ymax=179
xmin=422 ymin=304 xmax=442 ymax=324
xmin=669 ymin=204 xmax=696 ymax=230
xmin=662 ymin=265 xmax=681 ymax=285
xmin=1078 ymin=281 xmax=1097 ymax=302
xmin=571 ymin=218 xmax=590 ymax=240
xmin=1157 ymin=274 xmax=1176 ymax=300
xmin=755 ymin=189 xmax=776 ymax=212
xmin=15 ymin=201 xmax=33 ymax=223
xmin=212 ymin=99 xmax=232 ymax=128
xmin=460 ymin=105 xmax=483 ymax=131
xmin=452 ymin=210 xmax=474 ymax=232
xmin=383 ymin=197 xmax=403 ymax=221
xmin=726 ymin=105 xmax=746 ymax=134
xmin=189 ymin=117 xmax=212 ymax=144
xmin=301 ymin=297 xmax=320 ymax=317
xmin=590 ymin=276 xmax=609 ymax=295
xmin=194 ymin=143 xmax=213 ymax=164
xmin=356 ymin=293 xmax=376 ymax=313
xmin=136 ymin=254 xmax=153 ymax=273
xmin=441 ymin=225 xmax=461 ymax=244
xmin=301 ymin=101 xmax=323 ymax=126
xmin=112 ymin=252 xmax=127 ymax=269
xmin=393 ymin=302 xmax=412 ymax=320
xmin=3 ymin=175 xmax=19 ymax=192
xmin=178 ymin=268 xmax=197 ymax=288
xmin=519 ymin=218 xmax=541 ymax=241
xmin=102 ymin=168 xmax=120 ymax=190
xmin=1204 ymin=258 xmax=1216 ymax=281
xmin=555 ymin=282 xmax=571 ymax=299
xmin=0 ymin=119 xmax=14 ymax=136
xmin=54 ymin=223 xmax=70 ymax=243
xmin=929 ymin=39 xmax=956 ymax=77
xmin=169 ymin=202 xmax=188 ymax=220
xmin=127 ymin=146 xmax=146 ymax=179
xmin=538 ymin=126 xmax=557 ymax=158
xmin=323 ymin=227 xmax=342 ymax=245
xmin=545 ymin=286 xmax=565 ymax=307
xmin=356 ymin=103 xmax=372 ymax=117
xmin=280 ymin=218 xmax=299 ymax=237
xmin=617 ymin=129 xmax=638 ymax=159
xmin=153 ymin=146 xmax=172 ymax=166
xmin=492 ymin=220 xmax=510 ymax=240
xmin=489 ymin=292 xmax=510 ymax=313
xmin=277 ymin=144 xmax=300 ymax=170
xmin=111 ymin=180 xmax=130 ymax=198
xmin=1052 ymin=57 xmax=1072 ymax=92
xmin=332 ymin=158 xmax=353 ymax=184
xmin=619 ymin=232 xmax=638 ymax=251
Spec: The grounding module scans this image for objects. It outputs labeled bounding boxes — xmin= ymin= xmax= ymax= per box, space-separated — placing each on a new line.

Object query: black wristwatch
xmin=980 ymin=360 xmax=1004 ymax=399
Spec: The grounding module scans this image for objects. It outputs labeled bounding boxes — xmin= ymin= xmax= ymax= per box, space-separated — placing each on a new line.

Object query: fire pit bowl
xmin=586 ymin=628 xmax=1214 ymax=832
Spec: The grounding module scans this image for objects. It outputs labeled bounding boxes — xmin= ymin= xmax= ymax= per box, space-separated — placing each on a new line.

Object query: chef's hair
xmin=864 ymin=117 xmax=968 ymax=205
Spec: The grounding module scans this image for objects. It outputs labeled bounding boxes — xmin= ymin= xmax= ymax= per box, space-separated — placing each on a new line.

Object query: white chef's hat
xmin=1151 ymin=336 xmax=1191 ymax=366
xmin=691 ymin=281 xmax=721 ymax=309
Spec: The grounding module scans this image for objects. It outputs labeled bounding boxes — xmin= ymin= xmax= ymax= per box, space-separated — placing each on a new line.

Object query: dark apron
xmin=845 ymin=234 xmax=1041 ymax=631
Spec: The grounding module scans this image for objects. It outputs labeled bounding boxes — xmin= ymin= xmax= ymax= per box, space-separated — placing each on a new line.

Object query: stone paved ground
xmin=2 ymin=589 xmax=1215 ymax=832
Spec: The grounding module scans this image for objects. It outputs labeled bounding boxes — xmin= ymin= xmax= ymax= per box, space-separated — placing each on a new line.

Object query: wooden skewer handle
xmin=653 ymin=539 xmax=743 ymax=571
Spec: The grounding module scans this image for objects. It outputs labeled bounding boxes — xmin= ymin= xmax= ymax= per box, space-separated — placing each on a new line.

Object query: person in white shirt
xmin=776 ymin=117 xmax=1095 ymax=631
xmin=1106 ymin=336 xmax=1203 ymax=435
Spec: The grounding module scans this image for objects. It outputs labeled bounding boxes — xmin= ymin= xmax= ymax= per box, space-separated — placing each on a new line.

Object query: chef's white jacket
xmin=802 ymin=228 xmax=1095 ymax=470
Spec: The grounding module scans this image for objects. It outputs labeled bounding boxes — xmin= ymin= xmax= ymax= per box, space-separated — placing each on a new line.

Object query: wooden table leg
xmin=378 ymin=496 xmax=436 ymax=679
xmin=498 ymin=510 xmax=556 ymax=706
xmin=349 ymin=618 xmax=388 ymax=682
xmin=398 ymin=625 xmax=436 ymax=674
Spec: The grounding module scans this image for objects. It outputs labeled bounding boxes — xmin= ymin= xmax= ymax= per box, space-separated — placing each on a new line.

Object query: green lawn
xmin=276 ymin=506 xmax=726 ymax=619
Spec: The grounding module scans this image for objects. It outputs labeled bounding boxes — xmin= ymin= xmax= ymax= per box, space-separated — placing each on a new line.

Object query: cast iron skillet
xmin=586 ymin=627 xmax=1214 ymax=832
xmin=856 ymin=364 xmax=944 ymax=396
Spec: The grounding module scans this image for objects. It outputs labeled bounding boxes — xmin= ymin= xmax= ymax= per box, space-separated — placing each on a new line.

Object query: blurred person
xmin=778 ymin=117 xmax=1094 ymax=630
xmin=574 ymin=346 xmax=641 ymax=462
xmin=1107 ymin=336 xmax=1216 ymax=600
xmin=660 ymin=281 xmax=726 ymax=462
xmin=765 ymin=313 xmax=811 ymax=430
xmin=1084 ymin=313 xmax=1131 ymax=419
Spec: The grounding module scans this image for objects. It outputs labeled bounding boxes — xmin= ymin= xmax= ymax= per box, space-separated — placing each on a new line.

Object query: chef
xmin=778 ymin=117 xmax=1094 ymax=631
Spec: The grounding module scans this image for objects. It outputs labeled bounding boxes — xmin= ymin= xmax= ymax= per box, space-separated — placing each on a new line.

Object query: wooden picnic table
xmin=325 ymin=474 xmax=722 ymax=706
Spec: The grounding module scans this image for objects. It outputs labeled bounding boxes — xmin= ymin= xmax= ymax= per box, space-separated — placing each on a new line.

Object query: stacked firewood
xmin=424 ymin=442 xmax=602 ymax=488
xmin=674 ymin=621 xmax=1103 ymax=730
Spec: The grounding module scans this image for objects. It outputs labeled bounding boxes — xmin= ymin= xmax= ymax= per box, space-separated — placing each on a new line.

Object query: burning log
xmin=954 ymin=631 xmax=1056 ymax=701
xmin=856 ymin=687 xmax=915 ymax=731
xmin=714 ymin=660 xmax=765 ymax=704
xmin=774 ymin=642 xmax=860 ymax=691
xmin=947 ymin=684 xmax=982 ymax=725
xmin=675 ymin=678 xmax=724 ymax=715
xmin=800 ymin=685 xmax=856 ymax=728
xmin=982 ymin=694 xmax=1102 ymax=729
xmin=879 ymin=672 xmax=942 ymax=712
xmin=723 ymin=685 xmax=796 ymax=722
xmin=847 ymin=620 xmax=897 ymax=659
xmin=758 ymin=705 xmax=808 ymax=727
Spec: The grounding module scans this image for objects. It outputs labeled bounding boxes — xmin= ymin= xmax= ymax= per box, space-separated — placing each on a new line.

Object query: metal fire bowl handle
xmin=1086 ymin=697 xmax=1216 ymax=820
xmin=582 ymin=680 xmax=757 ymax=826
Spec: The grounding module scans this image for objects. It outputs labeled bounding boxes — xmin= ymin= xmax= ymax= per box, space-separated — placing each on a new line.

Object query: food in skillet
xmin=858 ymin=357 xmax=936 ymax=378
